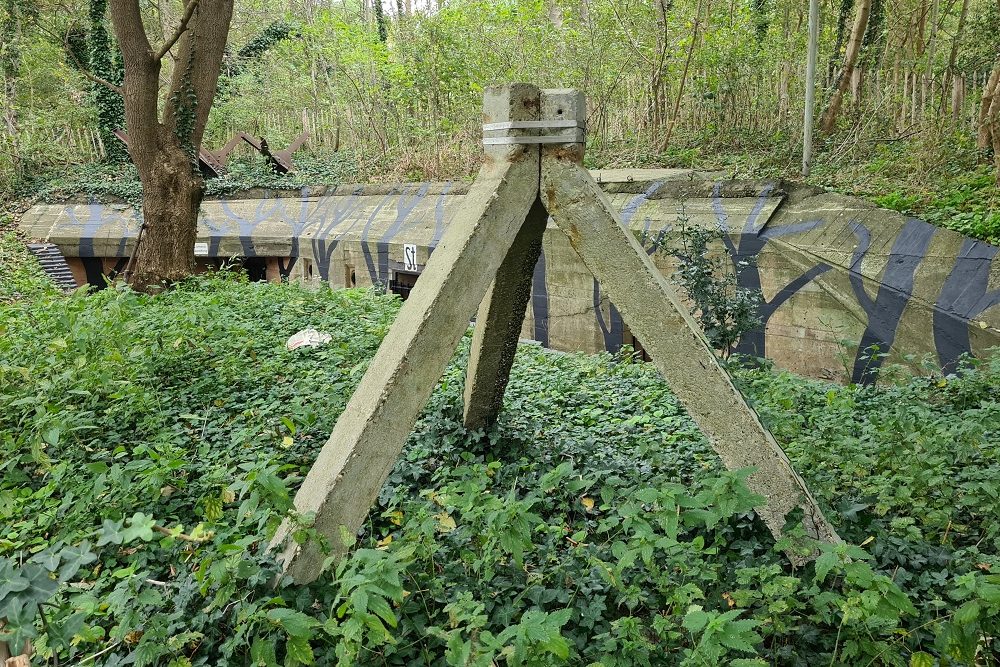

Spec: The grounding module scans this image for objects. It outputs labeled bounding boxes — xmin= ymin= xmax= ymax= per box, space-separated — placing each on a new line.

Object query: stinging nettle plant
xmin=646 ymin=203 xmax=763 ymax=357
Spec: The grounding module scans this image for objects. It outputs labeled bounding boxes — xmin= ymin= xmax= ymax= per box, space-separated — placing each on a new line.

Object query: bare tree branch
xmin=154 ymin=0 xmax=200 ymax=61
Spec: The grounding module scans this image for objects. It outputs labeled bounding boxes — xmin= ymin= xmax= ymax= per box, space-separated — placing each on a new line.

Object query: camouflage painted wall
xmin=19 ymin=169 xmax=1000 ymax=383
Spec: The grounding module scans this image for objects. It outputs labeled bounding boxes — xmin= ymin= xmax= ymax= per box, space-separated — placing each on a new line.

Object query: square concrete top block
xmin=483 ymin=83 xmax=540 ymax=124
xmin=541 ymin=88 xmax=586 ymax=123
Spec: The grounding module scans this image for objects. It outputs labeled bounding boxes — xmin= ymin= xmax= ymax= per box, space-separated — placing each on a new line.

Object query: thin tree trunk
xmin=777 ymin=5 xmax=791 ymax=127
xmin=828 ymin=0 xmax=855 ymax=82
xmin=820 ymin=0 xmax=872 ymax=132
xmin=942 ymin=0 xmax=970 ymax=115
xmin=546 ymin=0 xmax=563 ymax=27
xmin=989 ymin=76 xmax=1000 ymax=184
xmin=1 ymin=0 xmax=20 ymax=138
xmin=952 ymin=73 xmax=965 ymax=120
xmin=978 ymin=64 xmax=1000 ymax=150
xmin=923 ymin=0 xmax=939 ymax=114
xmin=661 ymin=0 xmax=702 ymax=152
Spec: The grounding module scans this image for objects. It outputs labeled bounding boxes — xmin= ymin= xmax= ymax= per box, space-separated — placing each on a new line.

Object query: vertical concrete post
xmin=462 ymin=198 xmax=547 ymax=430
xmin=462 ymin=90 xmax=589 ymax=430
xmin=271 ymin=84 xmax=543 ymax=583
xmin=539 ymin=89 xmax=840 ymax=549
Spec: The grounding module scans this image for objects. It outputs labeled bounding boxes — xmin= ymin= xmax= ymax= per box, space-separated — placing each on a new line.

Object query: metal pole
xmin=803 ymin=0 xmax=820 ymax=177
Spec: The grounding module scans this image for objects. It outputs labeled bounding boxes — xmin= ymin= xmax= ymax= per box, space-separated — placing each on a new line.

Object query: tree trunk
xmin=1 ymin=0 xmax=20 ymax=137
xmin=374 ymin=0 xmax=387 ymax=41
xmin=109 ymin=0 xmax=233 ymax=292
xmin=661 ymin=0 xmax=702 ymax=152
xmin=952 ymin=73 xmax=965 ymax=120
xmin=923 ymin=0 xmax=939 ymax=114
xmin=545 ymin=0 xmax=563 ymax=28
xmin=132 ymin=130 xmax=203 ymax=288
xmin=978 ymin=64 xmax=1000 ymax=150
xmin=942 ymin=0 xmax=970 ymax=115
xmin=90 ymin=0 xmax=128 ymax=162
xmin=986 ymin=63 xmax=1000 ymax=184
xmin=827 ymin=0 xmax=854 ymax=82
xmin=820 ymin=0 xmax=872 ymax=132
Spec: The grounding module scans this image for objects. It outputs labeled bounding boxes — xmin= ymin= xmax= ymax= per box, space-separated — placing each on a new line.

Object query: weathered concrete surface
xmin=463 ymin=198 xmax=548 ymax=430
xmin=539 ymin=93 xmax=839 ymax=548
xmin=269 ymin=84 xmax=544 ymax=583
xmin=18 ymin=175 xmax=1000 ymax=383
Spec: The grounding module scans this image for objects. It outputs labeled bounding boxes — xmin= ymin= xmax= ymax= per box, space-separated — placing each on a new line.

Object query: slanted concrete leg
xmin=539 ymin=89 xmax=840 ymax=550
xmin=463 ymin=198 xmax=548 ymax=430
xmin=272 ymin=84 xmax=542 ymax=583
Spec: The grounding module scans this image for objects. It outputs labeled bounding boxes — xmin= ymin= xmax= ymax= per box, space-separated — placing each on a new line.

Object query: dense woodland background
xmin=1 ymin=0 xmax=999 ymax=241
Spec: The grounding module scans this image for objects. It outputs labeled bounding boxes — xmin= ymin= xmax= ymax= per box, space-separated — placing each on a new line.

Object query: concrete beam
xmin=539 ymin=89 xmax=841 ymax=550
xmin=271 ymin=84 xmax=543 ymax=583
xmin=462 ymin=198 xmax=547 ymax=430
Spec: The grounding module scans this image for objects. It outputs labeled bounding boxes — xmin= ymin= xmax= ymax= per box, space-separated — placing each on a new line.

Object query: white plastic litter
xmin=286 ymin=329 xmax=332 ymax=350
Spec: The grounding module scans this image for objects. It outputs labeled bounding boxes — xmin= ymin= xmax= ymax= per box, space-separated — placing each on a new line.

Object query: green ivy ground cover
xmin=0 ymin=221 xmax=61 ymax=304
xmin=1 ymin=274 xmax=999 ymax=666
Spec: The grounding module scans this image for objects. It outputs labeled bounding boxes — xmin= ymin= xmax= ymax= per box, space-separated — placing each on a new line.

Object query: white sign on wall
xmin=403 ymin=244 xmax=418 ymax=272
xmin=194 ymin=242 xmax=209 ymax=256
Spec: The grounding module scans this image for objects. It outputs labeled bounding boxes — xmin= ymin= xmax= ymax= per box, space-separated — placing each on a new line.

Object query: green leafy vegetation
xmin=2 ymin=274 xmax=999 ymax=664
xmin=647 ymin=205 xmax=761 ymax=354
xmin=3 ymin=1 xmax=999 ymax=245
xmin=0 ymin=217 xmax=59 ymax=303
xmin=872 ymin=164 xmax=1000 ymax=246
xmin=18 ymin=151 xmax=364 ymax=206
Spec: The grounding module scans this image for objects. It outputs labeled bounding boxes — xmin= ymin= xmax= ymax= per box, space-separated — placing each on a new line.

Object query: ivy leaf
xmin=96 ymin=518 xmax=125 ymax=546
xmin=57 ymin=541 xmax=97 ymax=583
xmin=0 ymin=597 xmax=38 ymax=655
xmin=121 ymin=512 xmax=157 ymax=542
xmin=31 ymin=549 xmax=61 ymax=572
xmin=15 ymin=563 xmax=59 ymax=606
xmin=0 ymin=559 xmax=29 ymax=601
xmin=909 ymin=652 xmax=934 ymax=667
xmin=46 ymin=611 xmax=86 ymax=651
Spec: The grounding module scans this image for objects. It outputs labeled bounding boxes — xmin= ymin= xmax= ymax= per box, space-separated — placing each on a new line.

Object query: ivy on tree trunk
xmin=108 ymin=0 xmax=234 ymax=292
xmin=89 ymin=0 xmax=126 ymax=163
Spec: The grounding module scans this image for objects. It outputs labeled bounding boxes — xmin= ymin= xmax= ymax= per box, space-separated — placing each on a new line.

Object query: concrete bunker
xmin=17 ymin=172 xmax=1000 ymax=385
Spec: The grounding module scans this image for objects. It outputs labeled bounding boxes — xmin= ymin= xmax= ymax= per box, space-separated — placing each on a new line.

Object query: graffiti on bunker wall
xmin=29 ymin=179 xmax=1000 ymax=383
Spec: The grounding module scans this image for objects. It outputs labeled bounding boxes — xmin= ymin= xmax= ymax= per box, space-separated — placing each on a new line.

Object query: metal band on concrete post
xmin=271 ymin=84 xmax=544 ymax=583
xmin=537 ymin=88 xmax=840 ymax=551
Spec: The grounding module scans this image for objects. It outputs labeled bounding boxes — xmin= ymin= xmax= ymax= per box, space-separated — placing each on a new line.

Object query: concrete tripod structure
xmin=271 ymin=84 xmax=841 ymax=583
